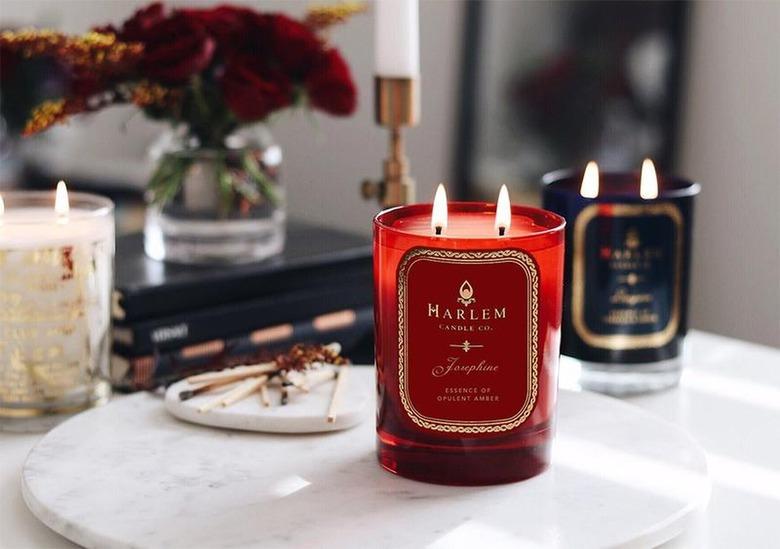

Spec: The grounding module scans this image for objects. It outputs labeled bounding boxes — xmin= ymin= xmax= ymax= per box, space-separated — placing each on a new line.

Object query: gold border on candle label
xmin=572 ymin=203 xmax=683 ymax=350
xmin=397 ymin=248 xmax=539 ymax=434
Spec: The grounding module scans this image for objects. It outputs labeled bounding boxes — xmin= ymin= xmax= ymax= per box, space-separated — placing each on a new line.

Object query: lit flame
xmin=495 ymin=184 xmax=511 ymax=235
xmin=0 ymin=193 xmax=4 ymax=218
xmin=640 ymin=158 xmax=659 ymax=199
xmin=55 ymin=180 xmax=70 ymax=218
xmin=431 ymin=183 xmax=448 ymax=235
xmin=580 ymin=161 xmax=599 ymax=199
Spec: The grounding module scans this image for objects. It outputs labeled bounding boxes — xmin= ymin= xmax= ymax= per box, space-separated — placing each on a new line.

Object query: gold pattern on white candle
xmin=0 ymin=245 xmax=92 ymax=404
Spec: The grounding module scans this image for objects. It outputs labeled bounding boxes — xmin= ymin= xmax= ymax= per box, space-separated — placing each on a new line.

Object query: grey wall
xmin=679 ymin=1 xmax=780 ymax=347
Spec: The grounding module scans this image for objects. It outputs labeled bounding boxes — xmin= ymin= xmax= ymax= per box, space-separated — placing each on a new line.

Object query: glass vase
xmin=144 ymin=126 xmax=285 ymax=264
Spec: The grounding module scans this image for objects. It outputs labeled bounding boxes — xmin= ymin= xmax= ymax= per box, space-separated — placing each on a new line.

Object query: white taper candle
xmin=375 ymin=0 xmax=420 ymax=78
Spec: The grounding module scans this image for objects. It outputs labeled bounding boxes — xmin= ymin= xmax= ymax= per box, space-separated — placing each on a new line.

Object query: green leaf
xmin=147 ymin=155 xmax=192 ymax=206
xmin=215 ymin=156 xmax=235 ymax=217
xmin=241 ymin=152 xmax=281 ymax=206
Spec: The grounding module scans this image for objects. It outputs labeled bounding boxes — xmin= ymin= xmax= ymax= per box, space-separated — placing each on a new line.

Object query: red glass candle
xmin=374 ymin=200 xmax=565 ymax=485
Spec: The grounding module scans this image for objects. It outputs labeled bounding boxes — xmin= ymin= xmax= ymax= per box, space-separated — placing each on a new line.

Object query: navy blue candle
xmin=542 ymin=162 xmax=700 ymax=394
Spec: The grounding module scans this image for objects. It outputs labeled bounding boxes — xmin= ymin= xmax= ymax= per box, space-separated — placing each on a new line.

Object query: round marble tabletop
xmin=22 ymin=368 xmax=710 ymax=549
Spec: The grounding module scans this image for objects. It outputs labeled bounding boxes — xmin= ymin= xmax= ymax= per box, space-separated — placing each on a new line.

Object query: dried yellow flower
xmin=305 ymin=2 xmax=367 ymax=30
xmin=0 ymin=28 xmax=142 ymax=72
xmin=131 ymin=81 xmax=178 ymax=108
xmin=23 ymin=99 xmax=70 ymax=136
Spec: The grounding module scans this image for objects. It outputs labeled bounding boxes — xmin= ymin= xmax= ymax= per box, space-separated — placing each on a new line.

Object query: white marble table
xmin=1 ymin=331 xmax=779 ymax=548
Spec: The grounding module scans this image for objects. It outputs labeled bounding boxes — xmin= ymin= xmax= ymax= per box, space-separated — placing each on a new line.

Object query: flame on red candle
xmin=640 ymin=159 xmax=659 ymax=199
xmin=495 ymin=184 xmax=511 ymax=236
xmin=580 ymin=161 xmax=599 ymax=199
xmin=431 ymin=183 xmax=448 ymax=235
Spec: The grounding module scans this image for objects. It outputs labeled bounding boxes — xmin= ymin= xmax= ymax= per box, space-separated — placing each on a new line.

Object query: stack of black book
xmin=111 ymin=222 xmax=374 ymax=391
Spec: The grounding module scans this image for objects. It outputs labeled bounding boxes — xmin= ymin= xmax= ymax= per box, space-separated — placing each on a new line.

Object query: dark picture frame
xmin=453 ymin=0 xmax=690 ymax=200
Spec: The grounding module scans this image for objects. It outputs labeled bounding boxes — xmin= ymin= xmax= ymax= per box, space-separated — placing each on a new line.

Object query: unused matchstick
xmin=327 ymin=365 xmax=349 ymax=423
xmin=186 ymin=362 xmax=275 ymax=385
xmin=197 ymin=392 xmax=230 ymax=414
xmin=259 ymin=384 xmax=271 ymax=407
xmin=197 ymin=375 xmax=267 ymax=412
xmin=221 ymin=376 xmax=268 ymax=408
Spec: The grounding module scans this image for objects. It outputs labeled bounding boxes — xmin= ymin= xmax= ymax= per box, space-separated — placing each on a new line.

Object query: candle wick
xmin=498 ymin=226 xmax=506 ymax=237
xmin=435 ymin=226 xmax=442 ymax=236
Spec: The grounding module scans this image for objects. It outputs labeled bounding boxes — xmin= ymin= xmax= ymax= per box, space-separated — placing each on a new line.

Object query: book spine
xmin=111 ymin=307 xmax=373 ymax=391
xmin=113 ymin=281 xmax=373 ymax=355
xmin=115 ymin=257 xmax=372 ymax=322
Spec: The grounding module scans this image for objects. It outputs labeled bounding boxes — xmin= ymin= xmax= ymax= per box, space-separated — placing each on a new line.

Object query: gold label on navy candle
xmin=396 ymin=248 xmax=539 ymax=434
xmin=572 ymin=203 xmax=683 ymax=350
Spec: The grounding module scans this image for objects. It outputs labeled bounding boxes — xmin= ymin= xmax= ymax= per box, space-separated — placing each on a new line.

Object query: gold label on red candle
xmin=572 ymin=203 xmax=683 ymax=350
xmin=397 ymin=248 xmax=539 ymax=433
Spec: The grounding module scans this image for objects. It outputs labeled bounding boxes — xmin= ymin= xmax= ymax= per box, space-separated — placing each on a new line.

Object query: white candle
xmin=375 ymin=0 xmax=420 ymax=78
xmin=0 ymin=208 xmax=113 ymax=246
xmin=0 ymin=188 xmax=114 ymax=423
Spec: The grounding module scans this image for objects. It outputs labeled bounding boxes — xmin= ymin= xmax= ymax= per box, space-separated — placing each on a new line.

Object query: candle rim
xmin=541 ymin=169 xmax=701 ymax=200
xmin=0 ymin=191 xmax=114 ymax=224
xmin=375 ymin=201 xmax=566 ymax=239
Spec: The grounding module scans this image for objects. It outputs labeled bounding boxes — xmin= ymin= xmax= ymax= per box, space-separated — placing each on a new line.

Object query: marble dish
xmin=164 ymin=368 xmax=368 ymax=433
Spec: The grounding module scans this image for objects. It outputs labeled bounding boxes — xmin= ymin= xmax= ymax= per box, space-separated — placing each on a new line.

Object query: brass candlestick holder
xmin=361 ymin=76 xmax=419 ymax=208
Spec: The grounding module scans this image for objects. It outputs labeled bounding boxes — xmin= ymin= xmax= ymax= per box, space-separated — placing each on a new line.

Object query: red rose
xmin=221 ymin=54 xmax=293 ymax=121
xmin=116 ymin=2 xmax=166 ymax=42
xmin=0 ymin=44 xmax=19 ymax=81
xmin=267 ymin=14 xmax=324 ymax=78
xmin=67 ymin=74 xmax=105 ymax=98
xmin=139 ymin=13 xmax=215 ymax=84
xmin=180 ymin=6 xmax=262 ymax=55
xmin=305 ymin=49 xmax=357 ymax=116
xmin=188 ymin=11 xmax=325 ymax=77
xmin=110 ymin=4 xmax=215 ymax=84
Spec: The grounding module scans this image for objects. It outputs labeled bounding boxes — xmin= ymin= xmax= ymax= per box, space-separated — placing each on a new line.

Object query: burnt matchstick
xmin=179 ymin=378 xmax=239 ymax=401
